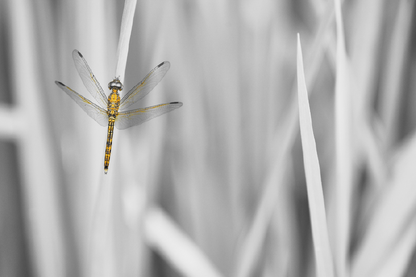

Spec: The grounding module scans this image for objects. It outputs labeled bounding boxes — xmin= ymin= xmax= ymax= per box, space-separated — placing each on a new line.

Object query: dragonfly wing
xmin=119 ymin=61 xmax=170 ymax=110
xmin=72 ymin=49 xmax=108 ymax=108
xmin=115 ymin=102 xmax=183 ymax=130
xmin=55 ymin=81 xmax=108 ymax=127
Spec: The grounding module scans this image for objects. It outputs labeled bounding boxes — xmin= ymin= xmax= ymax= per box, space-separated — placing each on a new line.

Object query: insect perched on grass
xmin=55 ymin=50 xmax=183 ymax=174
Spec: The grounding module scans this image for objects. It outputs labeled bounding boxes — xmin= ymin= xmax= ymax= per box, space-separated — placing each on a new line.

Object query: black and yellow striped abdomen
xmin=104 ymin=89 xmax=120 ymax=174
xmin=104 ymin=116 xmax=116 ymax=174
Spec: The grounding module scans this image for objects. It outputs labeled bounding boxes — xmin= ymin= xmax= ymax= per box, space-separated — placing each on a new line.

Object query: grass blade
xmin=233 ymin=144 xmax=285 ymax=277
xmin=375 ymin=221 xmax=416 ymax=277
xmin=351 ymin=132 xmax=416 ymax=276
xmin=297 ymin=34 xmax=334 ymax=277
xmin=89 ymin=177 xmax=116 ymax=277
xmin=379 ymin=0 xmax=414 ymax=148
xmin=144 ymin=207 xmax=223 ymax=277
xmin=352 ymin=3 xmax=416 ymax=274
xmin=115 ymin=0 xmax=137 ymax=83
xmin=333 ymin=0 xmax=353 ymax=275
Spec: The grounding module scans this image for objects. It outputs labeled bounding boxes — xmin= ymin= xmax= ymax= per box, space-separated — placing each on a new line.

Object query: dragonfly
xmin=55 ymin=50 xmax=183 ymax=174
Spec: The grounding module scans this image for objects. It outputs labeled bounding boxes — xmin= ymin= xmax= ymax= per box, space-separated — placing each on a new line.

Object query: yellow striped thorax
xmin=107 ymin=78 xmax=122 ymax=116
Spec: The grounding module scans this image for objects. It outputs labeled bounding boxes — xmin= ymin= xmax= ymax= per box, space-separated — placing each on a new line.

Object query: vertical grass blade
xmin=89 ymin=176 xmax=116 ymax=277
xmin=7 ymin=0 xmax=67 ymax=276
xmin=297 ymin=34 xmax=334 ymax=277
xmin=333 ymin=0 xmax=352 ymax=275
xmin=379 ymin=0 xmax=414 ymax=148
xmin=115 ymin=0 xmax=137 ymax=84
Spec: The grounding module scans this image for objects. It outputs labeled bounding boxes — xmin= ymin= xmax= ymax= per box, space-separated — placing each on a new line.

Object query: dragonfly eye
xmin=108 ymin=79 xmax=123 ymax=91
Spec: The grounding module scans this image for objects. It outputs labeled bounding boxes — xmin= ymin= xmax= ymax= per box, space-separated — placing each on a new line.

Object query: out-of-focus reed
xmin=1 ymin=0 xmax=416 ymax=276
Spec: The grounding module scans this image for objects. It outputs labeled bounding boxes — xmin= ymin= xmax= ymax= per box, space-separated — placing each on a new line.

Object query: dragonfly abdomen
xmin=104 ymin=117 xmax=116 ymax=174
xmin=104 ymin=89 xmax=120 ymax=174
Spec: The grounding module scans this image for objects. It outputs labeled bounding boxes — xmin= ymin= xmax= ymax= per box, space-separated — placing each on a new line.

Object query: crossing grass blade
xmin=351 ymin=133 xmax=416 ymax=276
xmin=233 ymin=138 xmax=286 ymax=277
xmin=144 ymin=207 xmax=223 ymax=277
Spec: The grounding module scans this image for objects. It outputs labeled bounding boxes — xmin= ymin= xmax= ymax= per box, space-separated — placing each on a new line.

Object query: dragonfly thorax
xmin=108 ymin=78 xmax=123 ymax=91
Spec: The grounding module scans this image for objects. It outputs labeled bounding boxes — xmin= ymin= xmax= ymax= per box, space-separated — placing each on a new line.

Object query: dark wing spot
xmin=56 ymin=81 xmax=65 ymax=86
xmin=77 ymin=51 xmax=83 ymax=58
xmin=170 ymin=102 xmax=181 ymax=104
xmin=157 ymin=61 xmax=164 ymax=67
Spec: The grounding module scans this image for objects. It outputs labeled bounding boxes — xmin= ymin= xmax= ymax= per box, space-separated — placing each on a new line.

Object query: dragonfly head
xmin=108 ymin=78 xmax=123 ymax=91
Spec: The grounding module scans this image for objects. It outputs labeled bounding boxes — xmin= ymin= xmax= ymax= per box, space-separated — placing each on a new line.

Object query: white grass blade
xmin=297 ymin=34 xmax=334 ymax=277
xmin=360 ymin=122 xmax=387 ymax=188
xmin=351 ymin=132 xmax=416 ymax=276
xmin=348 ymin=0 xmax=384 ymax=114
xmin=379 ymin=0 xmax=414 ymax=148
xmin=115 ymin=0 xmax=137 ymax=84
xmin=375 ymin=220 xmax=416 ymax=277
xmin=144 ymin=207 xmax=223 ymax=277
xmin=0 ymin=104 xmax=22 ymax=139
xmin=233 ymin=87 xmax=301 ymax=277
xmin=7 ymin=0 xmax=67 ymax=276
xmin=89 ymin=176 xmax=117 ymax=277
xmin=233 ymin=145 xmax=284 ymax=277
xmin=333 ymin=0 xmax=353 ymax=275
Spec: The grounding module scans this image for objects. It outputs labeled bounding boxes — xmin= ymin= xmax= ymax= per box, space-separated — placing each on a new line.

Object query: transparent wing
xmin=115 ymin=102 xmax=183 ymax=130
xmin=119 ymin=61 xmax=170 ymax=110
xmin=55 ymin=81 xmax=109 ymax=127
xmin=72 ymin=49 xmax=108 ymax=108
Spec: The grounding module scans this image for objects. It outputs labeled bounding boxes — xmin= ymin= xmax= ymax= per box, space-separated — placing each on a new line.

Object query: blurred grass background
xmin=1 ymin=0 xmax=416 ymax=276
